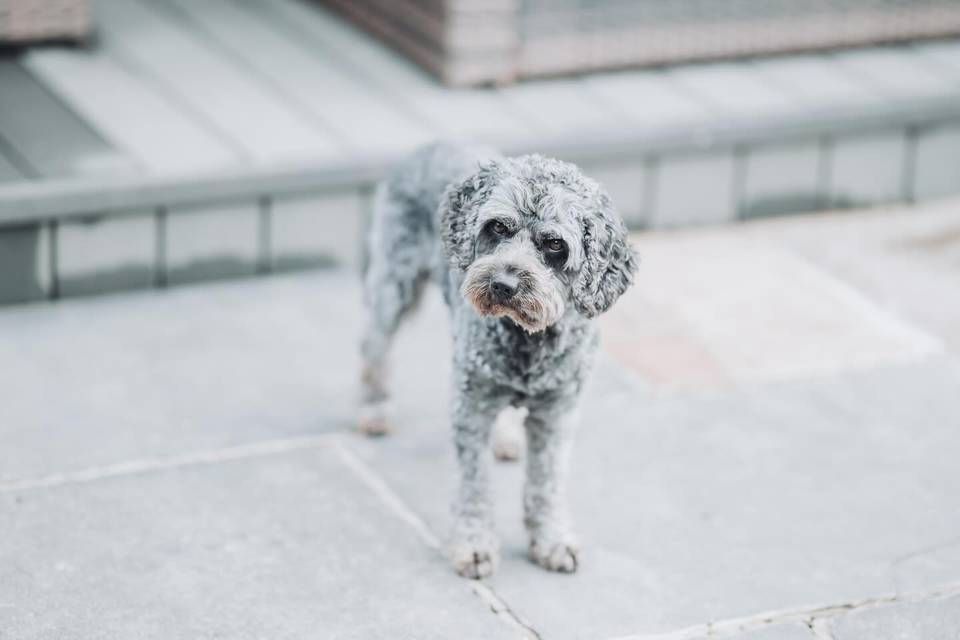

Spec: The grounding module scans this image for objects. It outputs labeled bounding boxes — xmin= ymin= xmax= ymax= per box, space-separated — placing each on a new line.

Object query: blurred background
xmin=1 ymin=0 xmax=960 ymax=301
xmin=2 ymin=1 xmax=960 ymax=639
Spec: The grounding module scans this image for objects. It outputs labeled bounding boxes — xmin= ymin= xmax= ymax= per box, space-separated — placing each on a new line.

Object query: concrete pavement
xmin=2 ymin=198 xmax=959 ymax=639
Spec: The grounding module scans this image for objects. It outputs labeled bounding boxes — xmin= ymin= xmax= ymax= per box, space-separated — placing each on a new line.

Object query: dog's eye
xmin=544 ymin=238 xmax=566 ymax=253
xmin=490 ymin=220 xmax=509 ymax=236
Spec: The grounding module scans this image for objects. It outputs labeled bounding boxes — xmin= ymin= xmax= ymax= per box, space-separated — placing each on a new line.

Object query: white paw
xmin=492 ymin=434 xmax=522 ymax=461
xmin=448 ymin=532 xmax=500 ymax=579
xmin=357 ymin=401 xmax=391 ymax=437
xmin=449 ymin=544 xmax=499 ymax=579
xmin=530 ymin=537 xmax=579 ymax=573
xmin=491 ymin=406 xmax=525 ymax=462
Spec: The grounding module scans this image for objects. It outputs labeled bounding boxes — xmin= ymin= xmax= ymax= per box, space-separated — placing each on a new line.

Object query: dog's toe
xmin=530 ymin=540 xmax=579 ymax=573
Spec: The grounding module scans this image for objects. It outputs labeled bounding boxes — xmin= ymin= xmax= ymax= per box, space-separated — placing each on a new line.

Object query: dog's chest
xmin=458 ymin=315 xmax=597 ymax=397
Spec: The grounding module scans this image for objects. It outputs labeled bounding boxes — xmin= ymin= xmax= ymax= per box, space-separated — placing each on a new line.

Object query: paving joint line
xmin=332 ymin=439 xmax=542 ymax=640
xmin=2 ymin=432 xmax=542 ymax=639
xmin=603 ymin=581 xmax=960 ymax=640
xmin=0 ymin=434 xmax=340 ymax=493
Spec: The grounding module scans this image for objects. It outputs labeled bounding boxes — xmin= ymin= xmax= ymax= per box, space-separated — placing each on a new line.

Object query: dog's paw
xmin=449 ymin=543 xmax=499 ymax=579
xmin=357 ymin=402 xmax=391 ymax=437
xmin=492 ymin=432 xmax=522 ymax=461
xmin=529 ymin=537 xmax=579 ymax=573
xmin=448 ymin=529 xmax=500 ymax=579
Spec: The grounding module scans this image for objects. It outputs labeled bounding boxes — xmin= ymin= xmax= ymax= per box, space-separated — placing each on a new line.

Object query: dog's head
xmin=440 ymin=154 xmax=637 ymax=332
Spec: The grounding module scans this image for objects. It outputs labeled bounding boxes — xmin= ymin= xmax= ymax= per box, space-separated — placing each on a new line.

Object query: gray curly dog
xmin=359 ymin=142 xmax=637 ymax=579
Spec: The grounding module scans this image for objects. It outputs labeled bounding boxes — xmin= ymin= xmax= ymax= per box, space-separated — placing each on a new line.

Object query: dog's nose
xmin=490 ymin=273 xmax=519 ymax=302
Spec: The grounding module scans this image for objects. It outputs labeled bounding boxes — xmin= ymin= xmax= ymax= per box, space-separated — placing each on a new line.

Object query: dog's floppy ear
xmin=440 ymin=162 xmax=501 ymax=270
xmin=572 ymin=188 xmax=638 ymax=317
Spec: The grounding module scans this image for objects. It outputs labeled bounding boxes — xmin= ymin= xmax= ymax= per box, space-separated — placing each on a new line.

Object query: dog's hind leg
xmin=358 ymin=186 xmax=431 ymax=436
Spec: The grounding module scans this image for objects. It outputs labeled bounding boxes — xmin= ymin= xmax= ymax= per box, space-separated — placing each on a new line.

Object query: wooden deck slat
xmin=2 ymin=13 xmax=959 ymax=230
xmin=93 ymin=0 xmax=342 ymax=163
xmin=255 ymin=0 xmax=435 ymax=90
xmin=667 ymin=63 xmax=796 ymax=116
xmin=499 ymin=77 xmax=633 ymax=136
xmin=0 ymin=148 xmax=25 ymax=183
xmin=584 ymin=71 xmax=714 ymax=127
xmin=913 ymin=41 xmax=960 ymax=73
xmin=23 ymin=48 xmax=240 ymax=174
xmin=403 ymin=89 xmax=534 ymax=141
xmin=158 ymin=0 xmax=433 ymax=154
xmin=830 ymin=47 xmax=959 ymax=99
xmin=0 ymin=61 xmax=133 ymax=178
xmin=749 ymin=55 xmax=884 ymax=107
xmin=257 ymin=0 xmax=531 ymax=142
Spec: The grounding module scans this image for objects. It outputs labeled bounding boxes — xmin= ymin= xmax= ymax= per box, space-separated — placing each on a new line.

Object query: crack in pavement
xmin=605 ymin=581 xmax=960 ymax=640
xmin=5 ymin=432 xmax=957 ymax=640
xmin=332 ymin=439 xmax=542 ymax=640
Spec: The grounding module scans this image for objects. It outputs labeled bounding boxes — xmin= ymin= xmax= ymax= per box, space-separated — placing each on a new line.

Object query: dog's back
xmin=358 ymin=143 xmax=498 ymax=434
xmin=365 ymin=142 xmax=500 ymax=304
xmin=382 ymin=143 xmax=498 ymax=227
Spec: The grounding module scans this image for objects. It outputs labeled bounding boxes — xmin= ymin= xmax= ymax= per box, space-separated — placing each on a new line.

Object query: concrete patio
xmin=2 ymin=196 xmax=959 ymax=639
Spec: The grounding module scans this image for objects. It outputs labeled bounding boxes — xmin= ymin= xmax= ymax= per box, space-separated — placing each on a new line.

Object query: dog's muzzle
xmin=461 ymin=256 xmax=565 ymax=332
xmin=488 ymin=272 xmax=519 ymax=303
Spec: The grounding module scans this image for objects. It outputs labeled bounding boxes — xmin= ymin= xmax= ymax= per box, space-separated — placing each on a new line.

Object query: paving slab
xmin=722 ymin=623 xmax=813 ymax=640
xmin=0 ymin=272 xmax=367 ymax=481
xmin=603 ymin=228 xmax=941 ymax=387
xmin=2 ymin=199 xmax=960 ymax=639
xmin=825 ymin=593 xmax=960 ymax=640
xmin=893 ymin=541 xmax=960 ymax=595
xmin=341 ymin=202 xmax=960 ymax=638
xmin=353 ymin=339 xmax=960 ymax=638
xmin=739 ymin=197 xmax=960 ymax=354
xmin=0 ymin=445 xmax=513 ymax=639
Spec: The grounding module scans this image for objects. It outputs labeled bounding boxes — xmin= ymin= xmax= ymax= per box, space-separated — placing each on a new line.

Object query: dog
xmin=359 ymin=142 xmax=637 ymax=578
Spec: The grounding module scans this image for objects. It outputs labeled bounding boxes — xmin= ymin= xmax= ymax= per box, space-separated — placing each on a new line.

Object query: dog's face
xmin=441 ymin=155 xmax=637 ymax=332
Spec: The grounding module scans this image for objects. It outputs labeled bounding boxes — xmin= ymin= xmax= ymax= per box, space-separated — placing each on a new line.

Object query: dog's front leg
xmin=524 ymin=398 xmax=579 ymax=573
xmin=447 ymin=384 xmax=505 ymax=579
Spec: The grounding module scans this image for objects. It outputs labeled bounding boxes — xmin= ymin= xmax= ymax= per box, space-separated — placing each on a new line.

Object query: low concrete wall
xmin=1 ymin=120 xmax=958 ymax=304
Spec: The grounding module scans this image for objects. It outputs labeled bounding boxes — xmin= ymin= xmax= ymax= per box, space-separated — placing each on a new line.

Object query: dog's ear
xmin=440 ymin=162 xmax=501 ymax=270
xmin=572 ymin=188 xmax=638 ymax=317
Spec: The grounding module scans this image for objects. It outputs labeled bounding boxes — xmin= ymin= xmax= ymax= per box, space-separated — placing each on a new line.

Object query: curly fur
xmin=359 ymin=142 xmax=637 ymax=578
